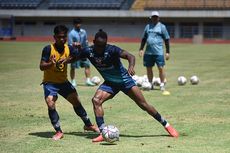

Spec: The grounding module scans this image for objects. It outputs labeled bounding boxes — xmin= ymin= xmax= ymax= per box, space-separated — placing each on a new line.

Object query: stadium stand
xmin=0 ymin=0 xmax=43 ymax=9
xmin=48 ymin=0 xmax=126 ymax=10
xmin=131 ymin=0 xmax=230 ymax=10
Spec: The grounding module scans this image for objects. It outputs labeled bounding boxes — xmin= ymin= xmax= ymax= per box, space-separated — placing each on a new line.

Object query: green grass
xmin=0 ymin=41 xmax=230 ymax=153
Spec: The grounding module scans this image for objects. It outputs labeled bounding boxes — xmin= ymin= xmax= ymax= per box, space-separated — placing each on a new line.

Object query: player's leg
xmin=70 ymin=62 xmax=77 ymax=87
xmin=144 ymin=54 xmax=155 ymax=89
xmin=83 ymin=59 xmax=95 ymax=86
xmin=147 ymin=66 xmax=154 ymax=88
xmin=43 ymin=83 xmax=63 ymax=140
xmin=60 ymin=82 xmax=99 ymax=133
xmin=92 ymin=84 xmax=116 ymax=142
xmin=126 ymin=86 xmax=179 ymax=137
xmin=156 ymin=55 xmax=166 ymax=91
xmin=92 ymin=89 xmax=114 ymax=130
xmin=158 ymin=66 xmax=166 ymax=91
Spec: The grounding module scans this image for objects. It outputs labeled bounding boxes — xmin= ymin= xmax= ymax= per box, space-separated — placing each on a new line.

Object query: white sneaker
xmin=71 ymin=80 xmax=76 ymax=87
xmin=85 ymin=80 xmax=96 ymax=86
xmin=160 ymin=84 xmax=165 ymax=91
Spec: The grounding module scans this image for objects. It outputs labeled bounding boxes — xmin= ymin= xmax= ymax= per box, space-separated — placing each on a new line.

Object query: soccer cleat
xmin=165 ymin=125 xmax=179 ymax=138
xmin=92 ymin=133 xmax=104 ymax=142
xmin=52 ymin=131 xmax=64 ymax=141
xmin=84 ymin=124 xmax=100 ymax=133
xmin=85 ymin=80 xmax=96 ymax=86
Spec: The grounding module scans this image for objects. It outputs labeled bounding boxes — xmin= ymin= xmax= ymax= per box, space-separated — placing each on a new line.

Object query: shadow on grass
xmin=120 ymin=134 xmax=169 ymax=138
xmin=28 ymin=131 xmax=98 ymax=139
xmin=29 ymin=131 xmax=170 ymax=139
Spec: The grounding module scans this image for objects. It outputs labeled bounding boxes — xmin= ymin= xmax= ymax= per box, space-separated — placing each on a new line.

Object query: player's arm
xmin=57 ymin=45 xmax=80 ymax=66
xmin=162 ymin=25 xmax=170 ymax=60
xmin=139 ymin=29 xmax=147 ymax=57
xmin=120 ymin=50 xmax=135 ymax=76
xmin=40 ymin=46 xmax=55 ymax=71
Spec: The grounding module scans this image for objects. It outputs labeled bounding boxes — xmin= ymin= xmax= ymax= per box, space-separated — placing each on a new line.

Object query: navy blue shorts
xmin=71 ymin=58 xmax=90 ymax=69
xmin=143 ymin=54 xmax=165 ymax=67
xmin=98 ymin=80 xmax=136 ymax=96
xmin=43 ymin=81 xmax=76 ymax=99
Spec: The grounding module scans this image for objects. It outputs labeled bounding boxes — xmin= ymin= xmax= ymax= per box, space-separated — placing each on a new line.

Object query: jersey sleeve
xmin=161 ymin=24 xmax=170 ymax=40
xmin=68 ymin=45 xmax=78 ymax=57
xmin=78 ymin=47 xmax=89 ymax=59
xmin=41 ymin=45 xmax=51 ymax=62
xmin=68 ymin=31 xmax=74 ymax=45
xmin=111 ymin=45 xmax=122 ymax=57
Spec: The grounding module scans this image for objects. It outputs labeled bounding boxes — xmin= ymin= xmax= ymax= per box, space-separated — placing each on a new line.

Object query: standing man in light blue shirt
xmin=68 ymin=18 xmax=95 ymax=86
xmin=139 ymin=11 xmax=170 ymax=92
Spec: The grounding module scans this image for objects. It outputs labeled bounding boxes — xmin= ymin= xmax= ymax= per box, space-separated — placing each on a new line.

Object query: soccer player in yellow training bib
xmin=39 ymin=25 xmax=99 ymax=141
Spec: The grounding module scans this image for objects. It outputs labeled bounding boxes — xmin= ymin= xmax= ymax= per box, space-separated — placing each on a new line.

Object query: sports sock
xmin=48 ymin=109 xmax=62 ymax=132
xmin=95 ymin=116 xmax=105 ymax=132
xmin=73 ymin=104 xmax=92 ymax=127
xmin=86 ymin=78 xmax=91 ymax=82
xmin=153 ymin=112 xmax=167 ymax=127
xmin=160 ymin=82 xmax=165 ymax=87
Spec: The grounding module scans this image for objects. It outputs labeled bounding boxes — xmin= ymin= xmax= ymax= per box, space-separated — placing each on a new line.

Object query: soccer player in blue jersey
xmin=68 ymin=18 xmax=95 ymax=87
xmin=139 ymin=11 xmax=170 ymax=92
xmin=39 ymin=25 xmax=99 ymax=141
xmin=78 ymin=29 xmax=179 ymax=142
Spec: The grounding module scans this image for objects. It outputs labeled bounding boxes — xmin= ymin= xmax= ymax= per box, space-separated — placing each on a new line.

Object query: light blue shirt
xmin=68 ymin=28 xmax=88 ymax=48
xmin=142 ymin=22 xmax=170 ymax=55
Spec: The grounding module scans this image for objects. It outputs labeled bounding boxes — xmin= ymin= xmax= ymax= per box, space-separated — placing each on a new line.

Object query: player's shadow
xmin=120 ymin=134 xmax=169 ymax=138
xmin=28 ymin=131 xmax=98 ymax=139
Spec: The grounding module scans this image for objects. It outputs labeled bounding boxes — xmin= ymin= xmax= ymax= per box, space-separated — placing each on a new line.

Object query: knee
xmin=92 ymin=96 xmax=101 ymax=108
xmin=46 ymin=98 xmax=55 ymax=110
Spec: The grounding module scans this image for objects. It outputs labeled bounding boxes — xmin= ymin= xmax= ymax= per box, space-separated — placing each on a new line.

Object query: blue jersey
xmin=80 ymin=44 xmax=133 ymax=85
xmin=142 ymin=22 xmax=170 ymax=55
xmin=68 ymin=28 xmax=88 ymax=48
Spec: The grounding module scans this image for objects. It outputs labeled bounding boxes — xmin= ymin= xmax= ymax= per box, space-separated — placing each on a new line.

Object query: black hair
xmin=73 ymin=18 xmax=82 ymax=24
xmin=54 ymin=25 xmax=68 ymax=35
xmin=94 ymin=29 xmax=107 ymax=40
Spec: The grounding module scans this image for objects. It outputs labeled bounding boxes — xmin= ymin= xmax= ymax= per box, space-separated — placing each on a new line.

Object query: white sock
xmin=165 ymin=122 xmax=170 ymax=127
xmin=86 ymin=78 xmax=91 ymax=82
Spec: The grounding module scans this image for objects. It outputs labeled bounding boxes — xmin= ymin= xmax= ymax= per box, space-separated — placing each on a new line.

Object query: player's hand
xmin=128 ymin=65 xmax=135 ymax=76
xmin=73 ymin=42 xmax=82 ymax=50
xmin=49 ymin=55 xmax=56 ymax=64
xmin=57 ymin=58 xmax=66 ymax=65
xmin=165 ymin=53 xmax=170 ymax=60
xmin=139 ymin=50 xmax=144 ymax=57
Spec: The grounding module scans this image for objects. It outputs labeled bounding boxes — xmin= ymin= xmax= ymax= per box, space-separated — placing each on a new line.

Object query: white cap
xmin=151 ymin=11 xmax=159 ymax=17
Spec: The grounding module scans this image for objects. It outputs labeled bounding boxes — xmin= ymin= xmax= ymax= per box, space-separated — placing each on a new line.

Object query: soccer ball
xmin=102 ymin=125 xmax=119 ymax=143
xmin=91 ymin=76 xmax=101 ymax=85
xmin=136 ymin=77 xmax=144 ymax=87
xmin=177 ymin=76 xmax=187 ymax=85
xmin=132 ymin=75 xmax=139 ymax=82
xmin=190 ymin=75 xmax=199 ymax=85
xmin=141 ymin=81 xmax=152 ymax=90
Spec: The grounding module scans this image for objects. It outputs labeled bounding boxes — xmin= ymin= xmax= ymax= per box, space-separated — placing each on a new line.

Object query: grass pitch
xmin=0 ymin=41 xmax=230 ymax=153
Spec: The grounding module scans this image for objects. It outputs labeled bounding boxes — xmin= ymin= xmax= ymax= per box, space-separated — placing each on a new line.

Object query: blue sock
xmin=95 ymin=116 xmax=105 ymax=132
xmin=73 ymin=104 xmax=92 ymax=127
xmin=153 ymin=112 xmax=167 ymax=127
xmin=48 ymin=109 xmax=62 ymax=132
